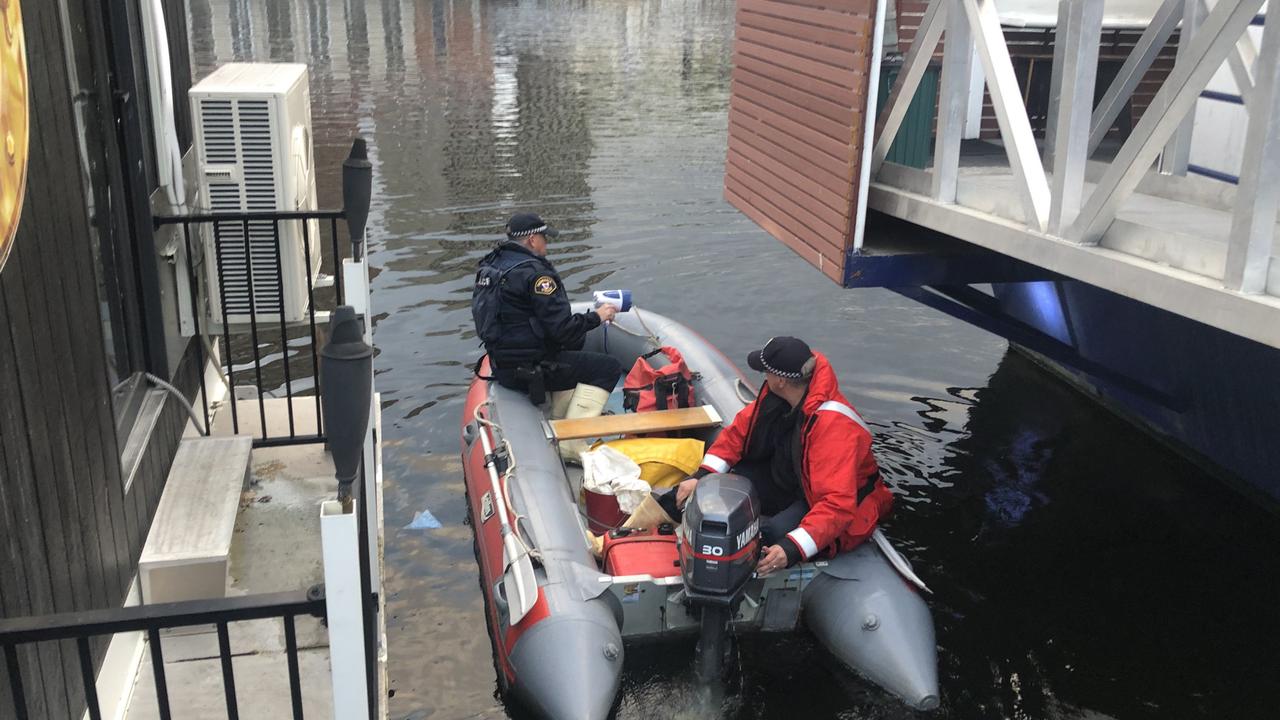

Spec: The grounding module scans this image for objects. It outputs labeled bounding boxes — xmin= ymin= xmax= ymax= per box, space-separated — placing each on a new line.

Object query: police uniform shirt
xmin=473 ymin=242 xmax=601 ymax=368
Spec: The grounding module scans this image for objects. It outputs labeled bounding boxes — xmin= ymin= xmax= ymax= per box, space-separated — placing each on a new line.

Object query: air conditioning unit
xmin=189 ymin=63 xmax=320 ymax=327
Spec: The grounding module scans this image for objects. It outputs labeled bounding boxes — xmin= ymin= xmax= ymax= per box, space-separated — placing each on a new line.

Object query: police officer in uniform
xmin=472 ymin=213 xmax=623 ymax=459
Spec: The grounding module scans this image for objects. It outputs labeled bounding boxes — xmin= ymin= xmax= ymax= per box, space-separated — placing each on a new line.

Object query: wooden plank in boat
xmin=552 ymin=406 xmax=724 ymax=441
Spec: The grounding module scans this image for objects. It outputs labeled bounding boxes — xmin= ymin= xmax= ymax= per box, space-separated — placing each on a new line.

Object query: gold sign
xmin=0 ymin=0 xmax=27 ymax=275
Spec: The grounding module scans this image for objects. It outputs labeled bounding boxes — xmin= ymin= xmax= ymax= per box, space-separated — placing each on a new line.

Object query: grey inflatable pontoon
xmin=460 ymin=306 xmax=939 ymax=719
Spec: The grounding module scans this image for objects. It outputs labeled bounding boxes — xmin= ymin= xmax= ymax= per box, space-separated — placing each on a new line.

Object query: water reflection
xmin=228 ymin=0 xmax=253 ymax=61
xmin=186 ymin=2 xmax=1276 ymax=718
xmin=264 ymin=1 xmax=293 ymax=62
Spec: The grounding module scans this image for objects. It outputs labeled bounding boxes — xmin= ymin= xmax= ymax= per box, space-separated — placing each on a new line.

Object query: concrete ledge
xmin=139 ymin=436 xmax=253 ymax=604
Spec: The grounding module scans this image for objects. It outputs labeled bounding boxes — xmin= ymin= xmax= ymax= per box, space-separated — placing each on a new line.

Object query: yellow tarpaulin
xmin=595 ymin=437 xmax=705 ymax=489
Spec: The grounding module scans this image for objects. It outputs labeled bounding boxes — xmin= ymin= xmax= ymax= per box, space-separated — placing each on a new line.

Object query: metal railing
xmin=873 ymin=0 xmax=1270 ymax=248
xmin=153 ymin=209 xmax=348 ymax=447
xmin=0 ymin=590 xmax=326 ymax=720
xmin=0 ymin=140 xmax=387 ymax=720
xmin=0 ymin=397 xmax=381 ymax=719
xmin=152 ymin=139 xmax=374 ymax=448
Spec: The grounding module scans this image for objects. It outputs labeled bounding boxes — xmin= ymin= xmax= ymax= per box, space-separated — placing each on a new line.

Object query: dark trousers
xmin=658 ymin=462 xmax=808 ymax=546
xmin=730 ymin=458 xmax=807 ymax=545
xmin=492 ymin=350 xmax=623 ymax=394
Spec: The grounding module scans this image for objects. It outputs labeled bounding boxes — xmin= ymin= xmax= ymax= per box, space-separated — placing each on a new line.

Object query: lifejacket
xmin=623 ymin=347 xmax=695 ymax=413
xmin=698 ymin=352 xmax=890 ymax=559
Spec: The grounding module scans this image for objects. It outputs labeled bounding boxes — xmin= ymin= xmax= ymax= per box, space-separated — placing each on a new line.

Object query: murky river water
xmin=190 ymin=1 xmax=1280 ymax=718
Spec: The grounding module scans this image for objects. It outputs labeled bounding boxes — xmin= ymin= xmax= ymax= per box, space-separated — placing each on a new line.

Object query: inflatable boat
xmin=459 ymin=305 xmax=939 ymax=719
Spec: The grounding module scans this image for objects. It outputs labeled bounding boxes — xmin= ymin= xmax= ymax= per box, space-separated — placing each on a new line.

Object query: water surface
xmin=189 ymin=2 xmax=1280 ymax=718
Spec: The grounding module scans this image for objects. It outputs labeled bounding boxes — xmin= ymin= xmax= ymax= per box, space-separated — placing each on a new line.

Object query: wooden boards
xmin=725 ymin=0 xmax=879 ymax=285
xmin=0 ymin=1 xmax=197 ymax=716
xmin=552 ymin=406 xmax=724 ymax=441
xmin=139 ymin=436 xmax=252 ymax=603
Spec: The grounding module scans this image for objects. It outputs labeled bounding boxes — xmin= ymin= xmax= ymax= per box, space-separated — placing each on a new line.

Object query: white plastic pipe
xmin=320 ymin=500 xmax=371 ymax=720
xmin=342 ymin=258 xmax=372 ymax=344
xmin=342 ymin=255 xmax=381 ymax=591
xmin=853 ymin=0 xmax=890 ymax=252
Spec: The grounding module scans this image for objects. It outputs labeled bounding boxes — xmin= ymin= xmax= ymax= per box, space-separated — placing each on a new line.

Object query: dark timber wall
xmin=0 ymin=1 xmax=195 ymax=717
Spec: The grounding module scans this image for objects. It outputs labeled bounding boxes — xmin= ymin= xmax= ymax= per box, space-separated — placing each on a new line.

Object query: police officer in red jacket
xmin=673 ymin=337 xmax=893 ymax=576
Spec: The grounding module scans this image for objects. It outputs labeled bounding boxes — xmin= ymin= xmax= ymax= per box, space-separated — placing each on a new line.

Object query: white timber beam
xmin=962 ymin=49 xmax=985 ymax=139
xmin=1224 ymin=10 xmax=1280 ymax=293
xmin=868 ymin=181 xmax=1280 ymax=350
xmin=872 ymin=0 xmax=946 ymax=176
xmin=1088 ymin=0 xmax=1183 ymax=155
xmin=1043 ymin=0 xmax=1072 ymax=166
xmin=1070 ymin=0 xmax=1266 ymax=244
xmin=961 ymin=0 xmax=1051 ymax=230
xmin=1162 ymin=0 xmax=1207 ymax=174
xmin=1222 ymin=17 xmax=1259 ymax=102
xmin=1049 ymin=0 xmax=1105 ymax=233
xmin=932 ymin=0 xmax=973 ymax=202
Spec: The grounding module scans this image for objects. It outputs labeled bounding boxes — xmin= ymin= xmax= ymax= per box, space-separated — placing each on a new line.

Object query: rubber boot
xmin=558 ymin=383 xmax=611 ymax=463
xmin=549 ymin=389 xmax=574 ymax=420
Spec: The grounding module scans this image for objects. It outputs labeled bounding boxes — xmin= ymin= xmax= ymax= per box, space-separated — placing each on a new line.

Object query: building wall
xmin=0 ymin=0 xmax=195 ymax=717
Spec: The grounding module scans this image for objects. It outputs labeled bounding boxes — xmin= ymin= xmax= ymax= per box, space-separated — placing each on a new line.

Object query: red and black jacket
xmin=697 ymin=352 xmax=892 ymax=565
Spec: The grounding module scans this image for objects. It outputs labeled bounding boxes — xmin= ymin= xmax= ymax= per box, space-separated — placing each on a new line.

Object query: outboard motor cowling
xmin=678 ymin=473 xmax=761 ymax=602
xmin=678 ymin=474 xmax=761 ymax=682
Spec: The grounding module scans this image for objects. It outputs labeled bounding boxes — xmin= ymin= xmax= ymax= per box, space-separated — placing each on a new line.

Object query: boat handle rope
xmin=600 ymin=306 xmax=661 ymax=346
xmin=473 ymin=402 xmax=542 ymax=562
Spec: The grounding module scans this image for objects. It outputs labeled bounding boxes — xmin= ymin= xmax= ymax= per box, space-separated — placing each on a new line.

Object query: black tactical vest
xmin=472 ymin=253 xmax=538 ymax=345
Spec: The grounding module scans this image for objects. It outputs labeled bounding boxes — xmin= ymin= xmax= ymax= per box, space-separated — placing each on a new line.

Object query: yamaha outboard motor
xmin=678 ymin=474 xmax=761 ymax=681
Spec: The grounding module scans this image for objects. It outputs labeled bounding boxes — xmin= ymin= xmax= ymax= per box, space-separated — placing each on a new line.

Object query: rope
xmin=604 ymin=307 xmax=661 ymax=346
xmin=472 ymin=402 xmax=542 ymax=561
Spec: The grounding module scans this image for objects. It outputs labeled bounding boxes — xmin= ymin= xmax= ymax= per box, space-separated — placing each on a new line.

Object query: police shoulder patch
xmin=533 ymin=275 xmax=558 ymax=296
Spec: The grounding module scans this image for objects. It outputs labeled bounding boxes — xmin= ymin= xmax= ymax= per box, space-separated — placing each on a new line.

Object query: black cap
xmin=747 ymin=337 xmax=813 ymax=379
xmin=505 ymin=213 xmax=559 ymax=239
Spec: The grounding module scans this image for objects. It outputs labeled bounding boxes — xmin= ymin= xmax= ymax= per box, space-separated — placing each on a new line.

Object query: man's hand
xmin=675 ymin=478 xmax=698 ymax=508
xmin=756 ymin=545 xmax=788 ymax=577
xmin=595 ymin=304 xmax=618 ymax=323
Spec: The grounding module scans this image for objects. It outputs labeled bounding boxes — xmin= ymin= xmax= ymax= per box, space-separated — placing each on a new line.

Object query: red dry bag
xmin=623 ymin=347 xmax=695 ymax=413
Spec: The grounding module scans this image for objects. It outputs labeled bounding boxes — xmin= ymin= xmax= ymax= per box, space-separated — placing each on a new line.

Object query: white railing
xmin=872 ymin=0 xmax=1277 ymax=294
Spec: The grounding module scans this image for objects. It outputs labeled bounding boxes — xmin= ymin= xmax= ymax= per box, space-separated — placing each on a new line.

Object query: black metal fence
xmin=0 ymin=139 xmax=380 ymax=720
xmin=153 ymin=208 xmax=349 ymax=448
xmin=0 ymin=451 xmax=382 ymax=719
xmin=150 ymin=136 xmax=375 ymax=449
xmin=0 ymin=591 xmax=325 ymax=720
